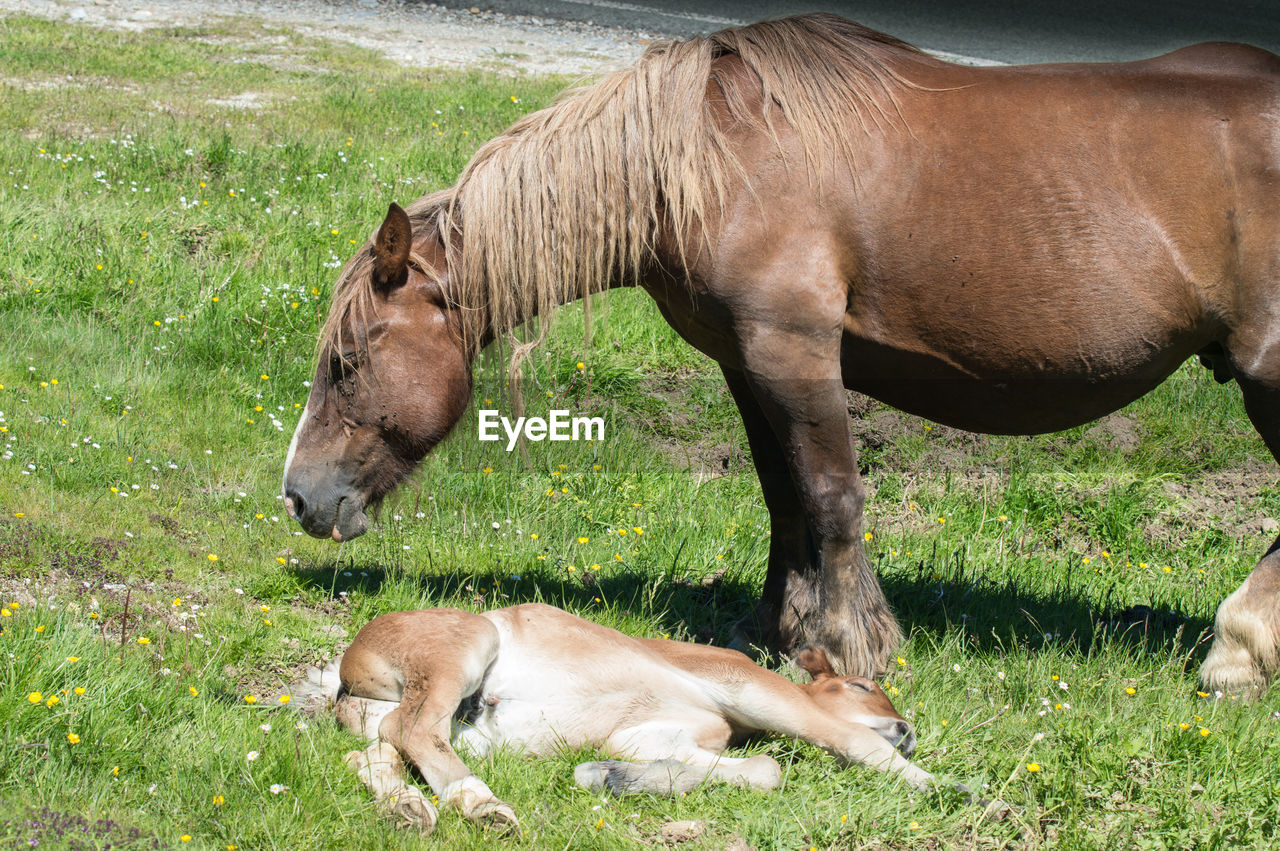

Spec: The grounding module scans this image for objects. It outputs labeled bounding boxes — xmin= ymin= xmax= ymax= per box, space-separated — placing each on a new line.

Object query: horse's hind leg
xmin=1201 ymin=371 xmax=1280 ymax=696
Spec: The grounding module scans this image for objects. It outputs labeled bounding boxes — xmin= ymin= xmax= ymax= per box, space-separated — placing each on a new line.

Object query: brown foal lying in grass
xmin=297 ymin=603 xmax=934 ymax=835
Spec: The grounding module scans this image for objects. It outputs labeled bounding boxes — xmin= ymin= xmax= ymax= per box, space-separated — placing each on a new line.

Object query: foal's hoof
xmin=387 ymin=788 xmax=438 ymax=833
xmin=468 ymin=800 xmax=519 ymax=834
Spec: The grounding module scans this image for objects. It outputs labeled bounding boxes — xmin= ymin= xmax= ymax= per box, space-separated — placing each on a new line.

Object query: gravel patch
xmin=0 ymin=0 xmax=658 ymax=77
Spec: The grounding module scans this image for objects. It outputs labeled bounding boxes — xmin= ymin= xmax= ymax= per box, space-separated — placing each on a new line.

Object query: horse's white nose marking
xmin=282 ymin=402 xmax=312 ymax=497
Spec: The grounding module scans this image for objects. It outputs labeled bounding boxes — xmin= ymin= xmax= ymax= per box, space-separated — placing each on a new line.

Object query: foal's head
xmin=796 ymin=647 xmax=916 ymax=757
xmin=283 ymin=204 xmax=471 ymax=541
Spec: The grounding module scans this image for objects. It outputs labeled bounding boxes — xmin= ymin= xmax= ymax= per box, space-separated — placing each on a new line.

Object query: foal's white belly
xmin=451 ymin=618 xmax=716 ymax=757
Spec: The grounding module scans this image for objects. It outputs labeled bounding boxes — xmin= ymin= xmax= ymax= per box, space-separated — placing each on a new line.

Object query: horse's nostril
xmin=286 ymin=490 xmax=305 ymax=520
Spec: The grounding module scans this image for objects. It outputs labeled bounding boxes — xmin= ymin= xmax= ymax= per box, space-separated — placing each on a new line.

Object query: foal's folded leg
xmin=343 ymin=740 xmax=439 ymax=833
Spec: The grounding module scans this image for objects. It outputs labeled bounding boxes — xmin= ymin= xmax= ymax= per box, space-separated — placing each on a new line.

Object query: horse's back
xmin=810 ymin=44 xmax=1280 ymax=432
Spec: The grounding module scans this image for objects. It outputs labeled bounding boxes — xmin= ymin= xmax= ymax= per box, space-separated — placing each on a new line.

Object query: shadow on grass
xmin=286 ymin=553 xmax=1214 ymax=668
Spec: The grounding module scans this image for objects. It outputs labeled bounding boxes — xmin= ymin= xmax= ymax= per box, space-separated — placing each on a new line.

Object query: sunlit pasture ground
xmin=1 ymin=13 xmax=1279 ymax=849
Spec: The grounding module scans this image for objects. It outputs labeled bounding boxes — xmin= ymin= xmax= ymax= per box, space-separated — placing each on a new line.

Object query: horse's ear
xmin=794 ymin=646 xmax=836 ymax=681
xmin=371 ymin=202 xmax=412 ymax=290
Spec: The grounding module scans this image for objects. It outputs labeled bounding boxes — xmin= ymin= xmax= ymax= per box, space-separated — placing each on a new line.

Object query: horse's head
xmin=795 ymin=646 xmax=916 ymax=757
xmin=283 ymin=203 xmax=471 ymax=541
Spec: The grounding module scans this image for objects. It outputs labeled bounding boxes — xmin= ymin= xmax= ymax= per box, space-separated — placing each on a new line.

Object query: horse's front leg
xmin=734 ymin=325 xmax=901 ymax=678
xmin=722 ymin=366 xmax=813 ymax=653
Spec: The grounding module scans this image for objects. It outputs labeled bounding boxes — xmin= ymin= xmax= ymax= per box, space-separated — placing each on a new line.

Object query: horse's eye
xmin=329 ymin=350 xmax=359 ymax=380
xmin=845 ymin=680 xmax=873 ymax=692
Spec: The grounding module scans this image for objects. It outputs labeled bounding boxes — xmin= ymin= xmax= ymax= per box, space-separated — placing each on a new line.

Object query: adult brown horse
xmin=283 ymin=14 xmax=1280 ymax=696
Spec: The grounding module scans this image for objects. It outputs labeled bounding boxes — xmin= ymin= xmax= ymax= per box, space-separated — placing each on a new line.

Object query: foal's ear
xmin=794 ymin=646 xmax=837 ymax=681
xmin=371 ymin=202 xmax=412 ymax=290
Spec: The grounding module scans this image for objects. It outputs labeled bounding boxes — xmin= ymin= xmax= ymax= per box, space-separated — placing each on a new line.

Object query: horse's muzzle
xmin=283 ymin=472 xmax=369 ymax=542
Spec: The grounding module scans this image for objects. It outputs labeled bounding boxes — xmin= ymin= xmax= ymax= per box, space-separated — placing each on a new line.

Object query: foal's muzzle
xmin=891 ymin=721 xmax=916 ymax=758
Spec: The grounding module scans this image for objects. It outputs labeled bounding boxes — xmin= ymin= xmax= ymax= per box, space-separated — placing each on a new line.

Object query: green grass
xmin=2 ymin=11 xmax=1279 ymax=849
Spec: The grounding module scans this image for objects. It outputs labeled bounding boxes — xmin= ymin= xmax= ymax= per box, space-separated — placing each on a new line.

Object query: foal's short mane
xmin=321 ymin=14 xmax=923 ymax=357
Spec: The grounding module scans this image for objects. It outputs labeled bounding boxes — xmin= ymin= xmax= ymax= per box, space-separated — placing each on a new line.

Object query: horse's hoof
xmin=726 ymin=621 xmax=767 ymax=661
xmin=1199 ymin=646 xmax=1266 ymax=701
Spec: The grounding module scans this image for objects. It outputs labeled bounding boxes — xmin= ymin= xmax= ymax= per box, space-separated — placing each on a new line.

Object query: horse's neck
xmin=471 ymin=275 xmax=635 ymax=352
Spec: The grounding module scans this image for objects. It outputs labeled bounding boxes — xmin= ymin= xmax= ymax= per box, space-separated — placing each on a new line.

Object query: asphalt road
xmin=426 ymin=0 xmax=1280 ymax=64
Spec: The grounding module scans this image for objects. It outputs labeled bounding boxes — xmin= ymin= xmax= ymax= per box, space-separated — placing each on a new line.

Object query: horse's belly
xmin=840 ymin=325 xmax=1205 ymax=435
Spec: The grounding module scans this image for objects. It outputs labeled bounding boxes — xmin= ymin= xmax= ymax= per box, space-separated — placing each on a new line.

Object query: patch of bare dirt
xmin=1152 ymin=458 xmax=1277 ymax=543
xmin=1084 ymin=413 xmax=1144 ymax=454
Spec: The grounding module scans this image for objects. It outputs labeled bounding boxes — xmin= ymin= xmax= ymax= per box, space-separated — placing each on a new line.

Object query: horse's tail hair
xmin=290 ymin=655 xmax=345 ymax=714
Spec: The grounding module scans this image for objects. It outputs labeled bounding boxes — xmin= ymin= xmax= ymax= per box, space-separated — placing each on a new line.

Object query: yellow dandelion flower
xmin=1125 ymin=687 xmax=1136 ymax=695
xmin=34 ymin=624 xmax=45 ymax=633
xmin=864 ymin=531 xmax=873 ymax=541
xmin=1026 ymin=762 xmax=1041 ymax=773
xmin=1179 ymin=722 xmax=1191 ymax=731
xmin=244 ymin=695 xmax=257 ymax=704
xmin=67 ymin=733 xmax=80 ymax=744
xmin=181 ymin=836 xmax=191 ymax=843
xmin=172 ymin=598 xmax=182 ymax=607
xmin=260 ymin=605 xmax=271 ymax=613
xmin=213 ymin=795 xmax=224 ymax=806
xmin=276 ymin=557 xmax=286 ymax=565
xmin=279 ymin=695 xmax=291 ymax=704
xmin=112 ymin=766 xmax=120 ymax=775
xmin=46 ymin=695 xmax=59 ymax=707
xmin=1200 ymin=728 xmax=1210 ymax=737
xmin=27 ymin=692 xmax=42 ymax=704
xmin=578 ymin=536 xmax=589 ymax=544
xmin=207 ymin=554 xmax=218 ymax=561
xmin=137 ymin=637 xmax=150 ymax=645
xmin=74 ymin=687 xmax=85 ymax=695
xmin=189 ymin=686 xmax=199 ymax=697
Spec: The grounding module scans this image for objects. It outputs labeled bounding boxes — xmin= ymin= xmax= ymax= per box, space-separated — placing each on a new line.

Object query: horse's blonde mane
xmin=321 ymin=14 xmax=923 ymax=357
